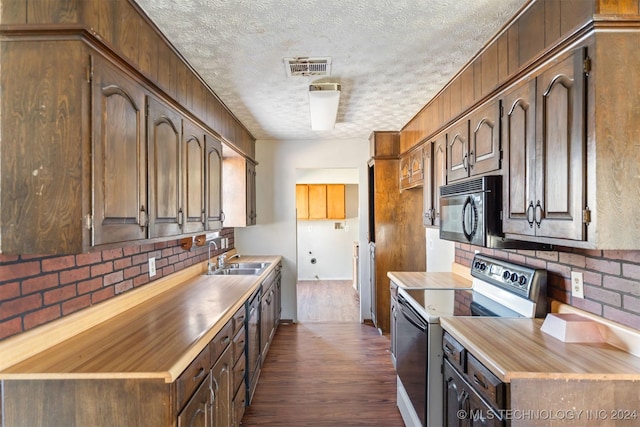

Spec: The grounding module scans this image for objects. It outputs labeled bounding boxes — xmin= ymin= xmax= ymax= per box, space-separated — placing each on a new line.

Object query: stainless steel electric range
xmin=396 ymin=254 xmax=547 ymax=427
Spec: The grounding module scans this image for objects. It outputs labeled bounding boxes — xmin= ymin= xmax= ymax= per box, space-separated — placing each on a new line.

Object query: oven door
xmin=396 ymin=294 xmax=428 ymax=427
xmin=439 ymin=192 xmax=485 ymax=246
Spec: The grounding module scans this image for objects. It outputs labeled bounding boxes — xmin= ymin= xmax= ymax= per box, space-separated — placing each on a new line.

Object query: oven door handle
xmin=397 ymin=300 xmax=428 ymax=332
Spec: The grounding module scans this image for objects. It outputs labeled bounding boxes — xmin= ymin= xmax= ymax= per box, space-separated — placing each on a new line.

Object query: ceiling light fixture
xmin=308 ymin=83 xmax=341 ymax=131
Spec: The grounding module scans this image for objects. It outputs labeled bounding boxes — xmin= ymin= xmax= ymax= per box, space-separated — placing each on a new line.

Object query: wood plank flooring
xmin=296 ymin=280 xmax=359 ymax=322
xmin=241 ymin=281 xmax=402 ymax=425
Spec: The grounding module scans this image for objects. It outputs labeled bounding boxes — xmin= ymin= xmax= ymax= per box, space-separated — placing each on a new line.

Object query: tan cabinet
xmin=423 ymin=133 xmax=447 ymax=227
xmin=296 ymin=184 xmax=345 ymax=220
xmin=182 ymin=119 xmax=207 ymax=234
xmin=93 ymin=56 xmax=149 ymax=246
xmin=503 ymin=47 xmax=586 ymax=243
xmin=205 ymin=135 xmax=224 ymax=231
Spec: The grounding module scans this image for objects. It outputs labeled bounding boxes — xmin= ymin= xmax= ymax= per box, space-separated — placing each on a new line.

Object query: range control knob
xmin=510 ymin=272 xmax=519 ymax=282
xmin=502 ymin=270 xmax=511 ymax=280
xmin=518 ymin=275 xmax=528 ymax=286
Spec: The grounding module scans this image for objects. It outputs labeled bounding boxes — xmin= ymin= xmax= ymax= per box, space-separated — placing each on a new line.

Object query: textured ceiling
xmin=135 ymin=0 xmax=529 ymax=141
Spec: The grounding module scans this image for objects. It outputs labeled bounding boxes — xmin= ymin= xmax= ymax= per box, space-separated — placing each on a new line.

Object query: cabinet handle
xmin=468 ymin=150 xmax=474 ymax=169
xmin=221 ymin=335 xmax=230 ymax=345
xmin=221 ymin=211 xmax=226 ymax=222
xmin=177 ymin=209 xmax=184 ymax=226
xmin=535 ymin=200 xmax=544 ymax=228
xmin=201 ymin=210 xmax=206 ymax=224
xmin=193 ymin=366 xmax=205 ymax=381
xmin=138 ymin=206 xmax=148 ymax=228
xmin=443 ymin=344 xmax=454 ymax=356
xmin=472 ymin=373 xmax=488 ymax=389
xmin=527 ymin=201 xmax=535 ymax=228
xmin=462 ymin=154 xmax=468 ymax=171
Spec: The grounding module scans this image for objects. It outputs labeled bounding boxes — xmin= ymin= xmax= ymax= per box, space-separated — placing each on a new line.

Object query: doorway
xmin=295 ymin=168 xmax=360 ymax=322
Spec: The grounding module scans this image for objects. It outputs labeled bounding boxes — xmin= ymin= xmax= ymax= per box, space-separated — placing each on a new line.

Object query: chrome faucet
xmin=207 ymin=240 xmax=218 ymax=274
xmin=218 ymin=252 xmax=227 ymax=269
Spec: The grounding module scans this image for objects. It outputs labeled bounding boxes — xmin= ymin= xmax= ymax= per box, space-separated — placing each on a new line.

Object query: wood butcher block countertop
xmin=0 ymin=255 xmax=281 ymax=382
xmin=440 ymin=317 xmax=640 ymax=382
xmin=387 ymin=270 xmax=472 ymax=290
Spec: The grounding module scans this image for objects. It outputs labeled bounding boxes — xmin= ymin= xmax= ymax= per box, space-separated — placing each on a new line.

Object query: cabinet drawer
xmin=443 ymin=332 xmax=465 ymax=370
xmin=233 ymin=326 xmax=246 ymax=363
xmin=211 ymin=320 xmax=233 ymax=365
xmin=467 ymin=353 xmax=505 ymax=409
xmin=177 ymin=372 xmax=212 ymax=427
xmin=233 ymin=305 xmax=246 ymax=336
xmin=233 ymin=382 xmax=247 ymax=427
xmin=175 ymin=344 xmax=211 ymax=411
xmin=233 ymin=352 xmax=247 ymax=394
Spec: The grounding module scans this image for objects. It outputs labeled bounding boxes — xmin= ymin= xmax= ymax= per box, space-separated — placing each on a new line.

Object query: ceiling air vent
xmin=284 ymin=57 xmax=332 ymax=77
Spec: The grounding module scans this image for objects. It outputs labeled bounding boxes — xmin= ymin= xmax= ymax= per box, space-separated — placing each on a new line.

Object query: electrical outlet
xmin=571 ymin=271 xmax=584 ymax=299
xmin=148 ymin=257 xmax=157 ymax=278
xmin=221 ymin=238 xmax=227 ymax=249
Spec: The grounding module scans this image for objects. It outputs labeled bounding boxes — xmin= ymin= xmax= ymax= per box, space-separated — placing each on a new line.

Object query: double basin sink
xmin=209 ymin=262 xmax=270 ymax=276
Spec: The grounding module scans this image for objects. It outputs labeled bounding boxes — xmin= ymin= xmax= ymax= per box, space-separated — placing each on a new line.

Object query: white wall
xmin=297 ymin=184 xmax=359 ymax=280
xmin=234 ymin=138 xmax=371 ymax=323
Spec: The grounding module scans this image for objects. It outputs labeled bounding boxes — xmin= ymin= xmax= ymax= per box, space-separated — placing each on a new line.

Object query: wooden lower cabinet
xmin=178 ymin=373 xmax=213 ymax=427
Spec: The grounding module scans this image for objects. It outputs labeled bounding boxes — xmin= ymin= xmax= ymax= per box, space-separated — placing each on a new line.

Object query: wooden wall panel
xmin=544 ymin=0 xmax=561 ymax=48
xmin=27 ymin=0 xmax=79 ymax=24
xmin=597 ymin=0 xmax=639 ymax=14
xmin=460 ymin=66 xmax=475 ymax=112
xmin=113 ymin=1 xmax=140 ymax=66
xmin=562 ymin=0 xmax=596 ymax=34
xmin=1 ymin=0 xmax=27 ymax=24
xmin=507 ymin=24 xmax=520 ymax=76
xmin=441 ymin=86 xmax=451 ymax=126
xmin=473 ymin=58 xmax=482 ymax=101
xmin=82 ymin=1 xmax=115 ymax=46
xmin=157 ymin=42 xmax=177 ymax=100
xmin=481 ymin=42 xmax=498 ymax=96
xmin=1 ymin=41 xmax=88 ymax=254
xmin=518 ymin=1 xmax=545 ymax=67
xmin=449 ymin=77 xmax=462 ymax=119
xmin=497 ymin=32 xmax=510 ymax=84
xmin=137 ymin=20 xmax=158 ymax=82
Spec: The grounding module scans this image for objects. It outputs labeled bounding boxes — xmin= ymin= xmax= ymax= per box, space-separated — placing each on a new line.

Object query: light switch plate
xmin=571 ymin=271 xmax=584 ymax=299
xmin=148 ymin=257 xmax=157 ymax=278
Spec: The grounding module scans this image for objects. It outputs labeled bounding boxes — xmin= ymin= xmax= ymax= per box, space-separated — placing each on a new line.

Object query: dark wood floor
xmin=241 ymin=322 xmax=403 ymax=426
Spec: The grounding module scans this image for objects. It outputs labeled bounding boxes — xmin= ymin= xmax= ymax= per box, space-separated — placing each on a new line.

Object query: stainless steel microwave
xmin=439 ymin=175 xmax=502 ymax=247
xmin=439 ymin=175 xmax=552 ymax=249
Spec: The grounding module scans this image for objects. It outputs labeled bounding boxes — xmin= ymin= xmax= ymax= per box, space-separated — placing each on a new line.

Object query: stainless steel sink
xmin=211 ymin=268 xmax=264 ymax=276
xmin=228 ymin=262 xmax=271 ymax=270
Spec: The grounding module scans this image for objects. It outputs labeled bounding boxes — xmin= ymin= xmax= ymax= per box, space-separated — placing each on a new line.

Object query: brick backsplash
xmin=0 ymin=229 xmax=234 ymax=341
xmin=455 ymin=244 xmax=640 ymax=330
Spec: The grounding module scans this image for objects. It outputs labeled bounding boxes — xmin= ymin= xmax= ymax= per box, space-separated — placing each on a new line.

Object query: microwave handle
xmin=462 ymin=196 xmax=478 ymax=242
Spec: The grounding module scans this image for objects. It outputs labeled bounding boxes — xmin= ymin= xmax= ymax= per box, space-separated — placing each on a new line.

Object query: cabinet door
xmin=177 ymin=374 xmax=212 ymax=427
xmin=308 ymin=184 xmax=327 ymax=219
xmin=92 ymin=57 xmax=148 ymax=246
xmin=535 ymin=50 xmax=586 ymax=240
xmin=296 ymin=184 xmax=309 ymax=219
xmin=205 ymin=134 xmax=223 ymax=230
xmin=410 ymin=148 xmax=424 ymax=186
xmin=399 ymin=154 xmax=411 ymax=189
xmin=183 ymin=119 xmax=206 ymax=234
xmin=447 ymin=120 xmax=470 ymax=182
xmin=433 ymin=133 xmax=447 ymax=227
xmin=502 ymin=80 xmax=537 ymax=236
xmin=211 ymin=346 xmax=233 ymax=427
xmin=147 ymin=97 xmax=182 ymax=238
xmin=423 ymin=142 xmax=434 ymax=226
xmin=469 ymin=100 xmax=501 ymax=176
xmin=443 ymin=360 xmax=470 ymax=427
xmin=246 ymin=160 xmax=257 ymax=225
xmin=326 ymin=184 xmax=345 ymax=219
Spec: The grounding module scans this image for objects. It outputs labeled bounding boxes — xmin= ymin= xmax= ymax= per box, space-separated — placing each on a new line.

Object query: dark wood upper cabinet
xmin=446 ymin=120 xmax=470 ymax=183
xmin=535 ymin=48 xmax=585 ymax=241
xmin=423 ymin=135 xmax=446 ymax=228
xmin=92 ymin=56 xmax=148 ymax=247
xmin=503 ymin=47 xmax=586 ymax=243
xmin=147 ymin=97 xmax=182 ymax=238
xmin=205 ymin=134 xmax=224 ymax=231
xmin=469 ymin=100 xmax=501 ymax=177
xmin=182 ymin=119 xmax=206 ymax=234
